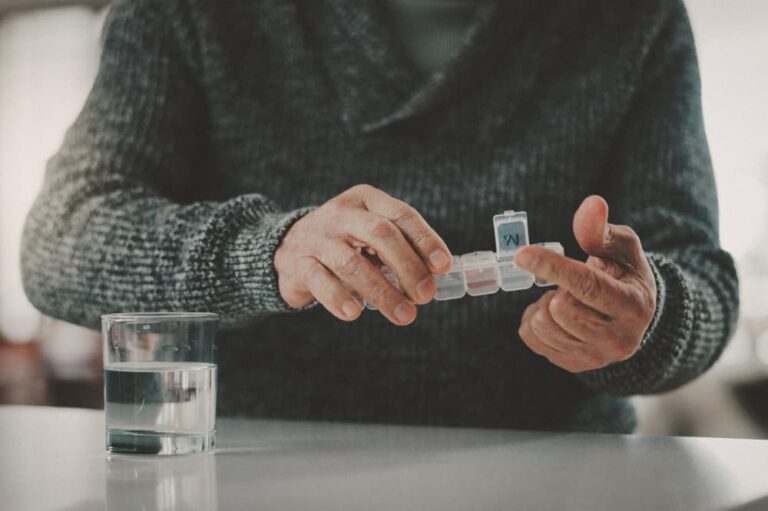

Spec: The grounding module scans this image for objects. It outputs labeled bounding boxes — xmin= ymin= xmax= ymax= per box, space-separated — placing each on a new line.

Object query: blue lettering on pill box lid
xmin=498 ymin=222 xmax=527 ymax=249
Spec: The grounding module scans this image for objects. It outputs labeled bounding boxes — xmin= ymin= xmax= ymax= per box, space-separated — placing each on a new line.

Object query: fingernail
xmin=394 ymin=302 xmax=416 ymax=323
xmin=417 ymin=277 xmax=435 ymax=301
xmin=342 ymin=300 xmax=359 ymax=319
xmin=429 ymin=250 xmax=450 ymax=269
xmin=515 ymin=249 xmax=537 ymax=269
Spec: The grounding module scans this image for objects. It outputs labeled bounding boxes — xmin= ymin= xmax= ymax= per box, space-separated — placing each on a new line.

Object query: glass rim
xmin=101 ymin=312 xmax=220 ymax=324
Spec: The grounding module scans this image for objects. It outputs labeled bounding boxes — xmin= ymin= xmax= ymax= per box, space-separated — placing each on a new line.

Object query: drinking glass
xmin=102 ymin=312 xmax=219 ymax=455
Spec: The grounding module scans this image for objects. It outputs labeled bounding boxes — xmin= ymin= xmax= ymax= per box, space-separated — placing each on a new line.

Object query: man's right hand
xmin=274 ymin=184 xmax=452 ymax=325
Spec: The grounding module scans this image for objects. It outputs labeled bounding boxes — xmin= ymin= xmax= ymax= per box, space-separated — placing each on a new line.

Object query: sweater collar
xmin=314 ymin=0 xmax=508 ymax=133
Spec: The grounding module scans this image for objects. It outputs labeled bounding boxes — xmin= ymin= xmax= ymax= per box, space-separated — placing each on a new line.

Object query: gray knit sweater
xmin=22 ymin=0 xmax=739 ymax=433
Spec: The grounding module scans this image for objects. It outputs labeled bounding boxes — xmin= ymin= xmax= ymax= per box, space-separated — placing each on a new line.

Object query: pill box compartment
xmin=461 ymin=251 xmax=500 ymax=296
xmin=498 ymin=259 xmax=534 ymax=292
xmin=434 ymin=255 xmax=467 ymax=301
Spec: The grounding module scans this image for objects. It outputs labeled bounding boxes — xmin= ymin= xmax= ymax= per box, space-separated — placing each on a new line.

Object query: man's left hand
xmin=514 ymin=195 xmax=657 ymax=373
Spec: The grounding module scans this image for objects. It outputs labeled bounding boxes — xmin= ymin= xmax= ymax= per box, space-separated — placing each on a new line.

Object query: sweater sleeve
xmin=575 ymin=1 xmax=739 ymax=395
xmin=21 ymin=0 xmax=310 ymax=329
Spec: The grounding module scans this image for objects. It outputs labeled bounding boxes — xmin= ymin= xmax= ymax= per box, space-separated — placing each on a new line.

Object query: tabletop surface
xmin=1 ymin=406 xmax=767 ymax=511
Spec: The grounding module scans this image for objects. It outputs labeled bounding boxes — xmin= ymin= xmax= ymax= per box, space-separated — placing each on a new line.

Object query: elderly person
xmin=22 ymin=0 xmax=738 ymax=433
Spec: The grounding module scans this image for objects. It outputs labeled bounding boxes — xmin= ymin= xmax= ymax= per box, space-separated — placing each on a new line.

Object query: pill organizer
xmin=363 ymin=210 xmax=564 ymax=309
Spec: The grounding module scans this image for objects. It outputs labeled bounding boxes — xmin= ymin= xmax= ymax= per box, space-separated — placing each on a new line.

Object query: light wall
xmin=686 ymin=0 xmax=768 ymax=366
xmin=0 ymin=6 xmax=105 ymax=340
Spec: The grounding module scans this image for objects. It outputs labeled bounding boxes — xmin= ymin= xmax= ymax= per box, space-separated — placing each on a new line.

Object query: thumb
xmin=573 ymin=195 xmax=609 ymax=256
xmin=573 ymin=195 xmax=645 ymax=267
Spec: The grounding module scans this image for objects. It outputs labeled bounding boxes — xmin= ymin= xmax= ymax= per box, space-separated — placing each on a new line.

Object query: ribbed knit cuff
xmin=225 ymin=205 xmax=317 ymax=316
xmin=575 ymin=252 xmax=694 ymax=395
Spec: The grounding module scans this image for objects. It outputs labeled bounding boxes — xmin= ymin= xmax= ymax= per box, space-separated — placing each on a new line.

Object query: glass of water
xmin=102 ymin=312 xmax=219 ymax=456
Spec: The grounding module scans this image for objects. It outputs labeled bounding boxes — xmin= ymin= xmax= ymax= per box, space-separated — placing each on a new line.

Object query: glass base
xmin=107 ymin=429 xmax=215 ymax=455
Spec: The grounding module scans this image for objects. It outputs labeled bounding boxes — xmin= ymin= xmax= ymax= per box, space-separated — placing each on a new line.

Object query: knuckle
xmin=626 ymin=228 xmax=641 ymax=247
xmin=573 ymin=312 xmax=603 ymax=335
xmin=330 ymin=249 xmax=360 ymax=277
xmin=576 ymin=274 xmax=602 ymax=302
xmin=531 ymin=309 xmax=548 ymax=331
xmin=540 ymin=290 xmax=557 ymax=310
xmin=542 ymin=290 xmax=557 ymax=301
xmin=390 ymin=202 xmax=418 ymax=225
xmin=521 ymin=303 xmax=537 ymax=323
xmin=412 ymin=228 xmax=436 ymax=249
xmin=640 ymin=287 xmax=656 ymax=314
xmin=296 ymin=257 xmax=318 ymax=279
xmin=610 ymin=224 xmax=631 ymax=241
xmin=350 ymin=183 xmax=375 ymax=196
xmin=302 ymin=266 xmax=324 ymax=287
xmin=612 ymin=224 xmax=631 ymax=236
xmin=316 ymin=277 xmax=337 ymax=298
xmin=618 ymin=225 xmax=642 ymax=247
xmin=366 ymin=218 xmax=398 ymax=239
xmin=610 ymin=224 xmax=644 ymax=258
xmin=323 ymin=199 xmax=346 ymax=217
xmin=548 ymin=293 xmax=568 ymax=317
xmin=629 ymin=288 xmax=648 ymax=310
xmin=400 ymin=257 xmax=428 ymax=279
xmin=624 ymin=287 xmax=652 ymax=314
xmin=369 ymin=279 xmax=394 ymax=303
xmin=645 ymin=286 xmax=657 ymax=312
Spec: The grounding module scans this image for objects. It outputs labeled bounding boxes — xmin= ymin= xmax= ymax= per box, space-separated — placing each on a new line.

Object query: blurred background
xmin=0 ymin=0 xmax=766 ymax=437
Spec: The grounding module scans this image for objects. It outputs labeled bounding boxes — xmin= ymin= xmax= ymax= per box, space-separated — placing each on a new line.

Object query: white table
xmin=1 ymin=405 xmax=767 ymax=511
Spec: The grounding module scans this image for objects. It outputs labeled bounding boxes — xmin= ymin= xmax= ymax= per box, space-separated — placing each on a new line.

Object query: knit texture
xmin=21 ymin=0 xmax=739 ymax=433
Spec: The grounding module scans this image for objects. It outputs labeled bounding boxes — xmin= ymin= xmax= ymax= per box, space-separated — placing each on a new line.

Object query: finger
xmin=343 ymin=210 xmax=435 ymax=304
xmin=519 ymin=312 xmax=565 ymax=354
xmin=514 ymin=246 xmax=630 ymax=313
xmin=531 ymin=292 xmax=614 ymax=364
xmin=520 ymin=300 xmax=536 ymax=325
xmin=318 ymin=241 xmax=417 ymax=326
xmin=529 ymin=291 xmax=588 ymax=349
xmin=520 ymin=312 xmax=607 ymax=373
xmin=356 ymin=185 xmax=452 ymax=273
xmin=298 ymin=257 xmax=362 ymax=321
xmin=547 ymin=290 xmax=614 ymax=342
xmin=572 ymin=195 xmax=648 ymax=270
xmin=549 ymin=290 xmax=640 ymax=362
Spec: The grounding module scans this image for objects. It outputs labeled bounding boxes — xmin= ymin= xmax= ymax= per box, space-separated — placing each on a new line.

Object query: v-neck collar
xmin=313 ymin=0 xmax=509 ymax=134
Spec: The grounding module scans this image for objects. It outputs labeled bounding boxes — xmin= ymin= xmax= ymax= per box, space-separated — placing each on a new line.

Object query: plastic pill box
xmin=363 ymin=209 xmax=564 ymax=309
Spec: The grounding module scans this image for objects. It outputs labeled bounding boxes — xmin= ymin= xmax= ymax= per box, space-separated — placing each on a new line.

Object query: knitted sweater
xmin=21 ymin=0 xmax=739 ymax=433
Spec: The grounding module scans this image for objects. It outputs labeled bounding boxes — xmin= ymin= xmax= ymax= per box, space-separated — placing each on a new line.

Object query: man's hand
xmin=274 ymin=184 xmax=452 ymax=326
xmin=514 ymin=196 xmax=657 ymax=373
